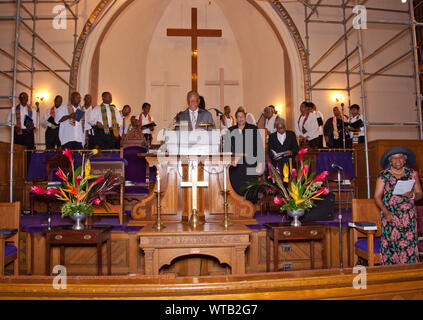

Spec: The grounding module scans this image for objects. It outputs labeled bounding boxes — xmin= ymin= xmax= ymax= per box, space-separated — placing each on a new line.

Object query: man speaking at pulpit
xmin=174 ymin=91 xmax=215 ymax=130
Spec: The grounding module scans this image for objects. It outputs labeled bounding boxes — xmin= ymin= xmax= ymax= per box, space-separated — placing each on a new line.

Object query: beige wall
xmin=0 ymin=0 xmax=420 ymax=145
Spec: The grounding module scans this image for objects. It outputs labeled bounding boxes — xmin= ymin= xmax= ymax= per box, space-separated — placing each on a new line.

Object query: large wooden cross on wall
xmin=167 ymin=7 xmax=222 ymax=92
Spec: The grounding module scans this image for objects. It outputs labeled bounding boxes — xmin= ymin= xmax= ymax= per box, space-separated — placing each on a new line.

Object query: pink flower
xmin=268 ymin=175 xmax=272 ymax=179
xmin=311 ymin=171 xmax=328 ymax=185
xmin=46 ymin=187 xmax=60 ymax=196
xmin=75 ymin=175 xmax=82 ymax=186
xmin=91 ymin=176 xmax=104 ymax=187
xmin=407 ymin=246 xmax=416 ymax=257
xmin=55 ymin=169 xmax=67 ymax=182
xmin=93 ymin=198 xmax=101 ymax=205
xmin=298 ymin=148 xmax=308 ymax=163
xmin=273 ymin=196 xmax=283 ymax=205
xmin=315 ymin=187 xmax=329 ymax=196
xmin=31 ymin=186 xmax=48 ymax=195
xmin=291 ymin=168 xmax=297 ymax=179
xmin=62 ymin=148 xmax=73 ymax=165
xmin=302 ymin=165 xmax=310 ymax=178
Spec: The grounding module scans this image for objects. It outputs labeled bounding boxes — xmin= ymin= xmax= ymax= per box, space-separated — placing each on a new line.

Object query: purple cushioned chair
xmin=123 ymin=146 xmax=150 ymax=200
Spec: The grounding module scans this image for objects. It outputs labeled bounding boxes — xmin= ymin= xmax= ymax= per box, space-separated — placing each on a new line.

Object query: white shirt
xmin=295 ymin=112 xmax=319 ymax=141
xmin=136 ymin=113 xmax=154 ymax=134
xmin=221 ymin=115 xmax=235 ymax=129
xmin=82 ymin=105 xmax=93 ymax=132
xmin=277 ymin=132 xmax=286 ymax=146
xmin=55 ymin=104 xmax=84 ymax=145
xmin=89 ymin=104 xmax=123 ymax=130
xmin=348 ymin=114 xmax=365 ymax=138
xmin=265 ymin=114 xmax=277 ymax=134
xmin=246 ymin=113 xmax=256 ymax=125
xmin=7 ymin=104 xmax=38 ymax=129
xmin=41 ymin=106 xmax=60 ymax=128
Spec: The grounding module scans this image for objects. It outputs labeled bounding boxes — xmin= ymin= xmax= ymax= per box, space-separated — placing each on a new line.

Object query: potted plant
xmin=245 ymin=148 xmax=329 ymax=226
xmin=31 ymin=148 xmax=123 ymax=230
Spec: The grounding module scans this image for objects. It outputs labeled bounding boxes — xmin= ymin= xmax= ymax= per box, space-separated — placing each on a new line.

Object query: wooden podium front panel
xmin=354 ymin=140 xmax=423 ymax=198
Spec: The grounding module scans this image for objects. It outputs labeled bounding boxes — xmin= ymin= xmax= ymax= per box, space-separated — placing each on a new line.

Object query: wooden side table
xmin=43 ymin=225 xmax=112 ymax=275
xmin=264 ymin=222 xmax=327 ymax=272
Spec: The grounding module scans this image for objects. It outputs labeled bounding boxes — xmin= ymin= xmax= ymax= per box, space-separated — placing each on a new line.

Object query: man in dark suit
xmin=174 ymin=91 xmax=215 ymax=130
xmin=268 ymin=117 xmax=299 ymax=170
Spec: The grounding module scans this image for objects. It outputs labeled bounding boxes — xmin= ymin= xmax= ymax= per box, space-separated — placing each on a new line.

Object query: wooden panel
xmin=2 ymin=264 xmax=423 ymax=299
xmin=0 ymin=142 xmax=26 ymax=204
xmin=354 ymin=140 xmax=423 ymax=198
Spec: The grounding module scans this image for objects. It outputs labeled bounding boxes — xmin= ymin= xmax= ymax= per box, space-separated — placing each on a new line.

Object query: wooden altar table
xmin=138 ymin=222 xmax=251 ymax=275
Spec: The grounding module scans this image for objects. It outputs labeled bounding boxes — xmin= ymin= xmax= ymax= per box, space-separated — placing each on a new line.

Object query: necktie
xmin=191 ymin=111 xmax=197 ymax=129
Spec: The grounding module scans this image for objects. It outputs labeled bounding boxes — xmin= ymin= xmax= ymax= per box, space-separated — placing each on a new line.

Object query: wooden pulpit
xmin=130 ymin=152 xmax=256 ymax=225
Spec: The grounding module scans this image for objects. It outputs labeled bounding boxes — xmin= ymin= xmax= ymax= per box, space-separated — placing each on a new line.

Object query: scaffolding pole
xmin=10 ymin=0 xmax=21 ymax=203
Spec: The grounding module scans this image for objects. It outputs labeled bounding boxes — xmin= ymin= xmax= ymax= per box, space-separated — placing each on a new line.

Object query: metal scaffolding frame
xmin=302 ymin=0 xmax=423 ymax=198
xmin=0 ymin=0 xmax=79 ymax=202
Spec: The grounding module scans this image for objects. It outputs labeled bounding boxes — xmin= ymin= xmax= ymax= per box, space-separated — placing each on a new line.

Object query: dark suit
xmin=268 ymin=130 xmax=299 ymax=170
xmin=224 ymin=123 xmax=264 ymax=203
xmin=174 ymin=108 xmax=215 ymax=130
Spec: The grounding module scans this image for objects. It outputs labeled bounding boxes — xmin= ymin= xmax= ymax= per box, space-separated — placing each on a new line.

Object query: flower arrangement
xmin=31 ymin=148 xmax=123 ymax=217
xmin=245 ymin=148 xmax=329 ymax=212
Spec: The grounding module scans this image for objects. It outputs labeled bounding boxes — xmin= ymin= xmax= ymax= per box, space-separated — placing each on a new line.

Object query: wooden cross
xmin=180 ymin=159 xmax=208 ymax=213
xmin=205 ymin=68 xmax=239 ymax=109
xmin=167 ymin=7 xmax=222 ymax=92
xmin=151 ymin=72 xmax=180 ymax=121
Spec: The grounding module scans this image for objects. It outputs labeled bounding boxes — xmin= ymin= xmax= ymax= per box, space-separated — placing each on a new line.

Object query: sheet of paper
xmin=392 ymin=179 xmax=415 ymax=195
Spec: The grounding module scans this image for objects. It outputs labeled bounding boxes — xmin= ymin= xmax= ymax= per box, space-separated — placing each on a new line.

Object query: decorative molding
xmin=268 ymin=0 xmax=310 ymax=100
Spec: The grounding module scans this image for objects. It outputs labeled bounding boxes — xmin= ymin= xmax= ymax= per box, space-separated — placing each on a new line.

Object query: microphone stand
xmin=341 ymin=103 xmax=346 ymax=150
xmin=336 ymin=167 xmax=343 ymax=269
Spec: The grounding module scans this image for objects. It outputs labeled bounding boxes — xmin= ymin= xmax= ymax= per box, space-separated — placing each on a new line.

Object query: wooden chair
xmin=0 ymin=202 xmax=20 ymax=275
xmin=350 ymin=198 xmax=381 ymax=267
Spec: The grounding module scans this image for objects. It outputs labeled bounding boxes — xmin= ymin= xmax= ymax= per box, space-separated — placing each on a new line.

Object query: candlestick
xmin=153 ymin=190 xmax=165 ymax=230
xmin=223 ymin=166 xmax=227 ymax=191
xmin=221 ymin=190 xmax=232 ymax=228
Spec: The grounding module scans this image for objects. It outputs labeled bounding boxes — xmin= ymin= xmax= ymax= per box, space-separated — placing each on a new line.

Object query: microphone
xmin=331 ymin=163 xmax=343 ymax=171
xmin=207 ymin=108 xmax=224 ymax=116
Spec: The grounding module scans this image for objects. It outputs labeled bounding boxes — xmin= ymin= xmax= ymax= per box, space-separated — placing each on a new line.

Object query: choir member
xmin=347 ymin=104 xmax=365 ymax=146
xmin=8 ymin=92 xmax=37 ymax=151
xmin=137 ymin=103 xmax=154 ymax=145
xmin=41 ymin=95 xmax=62 ymax=149
xmin=307 ymin=102 xmax=324 ymax=148
xmin=295 ymin=101 xmax=319 ymax=149
xmin=323 ymin=106 xmax=350 ymax=149
xmin=55 ymin=92 xmax=85 ymax=150
xmin=89 ymin=91 xmax=123 ymax=149
xmin=264 ymin=106 xmax=278 ymax=134
xmin=268 ymin=117 xmax=299 ymax=170
xmin=82 ymin=94 xmax=95 ymax=149
xmin=220 ymin=105 xmax=236 ymax=129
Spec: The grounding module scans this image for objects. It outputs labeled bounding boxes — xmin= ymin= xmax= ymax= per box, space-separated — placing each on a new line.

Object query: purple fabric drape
xmin=316 ymin=151 xmax=354 ymax=180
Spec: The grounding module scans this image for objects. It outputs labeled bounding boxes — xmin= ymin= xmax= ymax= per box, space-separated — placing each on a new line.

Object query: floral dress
xmin=378 ymin=167 xmax=419 ymax=265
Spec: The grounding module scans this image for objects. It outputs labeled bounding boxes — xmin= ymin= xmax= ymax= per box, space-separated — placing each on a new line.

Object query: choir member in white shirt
xmin=136 ymin=103 xmax=154 ymax=146
xmin=7 ymin=92 xmax=37 ymax=151
xmin=307 ymin=102 xmax=325 ymax=148
xmin=120 ymin=105 xmax=131 ymax=136
xmin=295 ymin=101 xmax=320 ymax=149
xmin=89 ymin=91 xmax=123 ymax=149
xmin=347 ymin=104 xmax=365 ymax=146
xmin=81 ymin=94 xmax=95 ymax=149
xmin=220 ymin=105 xmax=236 ymax=129
xmin=264 ymin=106 xmax=279 ymax=135
xmin=55 ymin=92 xmax=85 ymax=150
xmin=41 ymin=95 xmax=62 ymax=149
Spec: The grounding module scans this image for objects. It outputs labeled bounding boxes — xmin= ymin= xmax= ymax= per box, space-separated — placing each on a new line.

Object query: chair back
xmin=123 ymin=146 xmax=148 ymax=183
xmin=0 ymin=202 xmax=20 ymax=231
xmin=352 ymin=198 xmax=381 ymax=238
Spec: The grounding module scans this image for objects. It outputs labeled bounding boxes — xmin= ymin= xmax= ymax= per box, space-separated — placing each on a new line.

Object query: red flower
xmin=31 ymin=186 xmax=47 ymax=194
xmin=291 ymin=168 xmax=297 ymax=179
xmin=92 ymin=176 xmax=104 ymax=187
xmin=55 ymin=168 xmax=67 ymax=182
xmin=75 ymin=175 xmax=82 ymax=186
xmin=93 ymin=198 xmax=101 ymax=205
xmin=273 ymin=196 xmax=283 ymax=205
xmin=46 ymin=187 xmax=60 ymax=195
xmin=298 ymin=148 xmax=308 ymax=164
xmin=62 ymin=148 xmax=73 ymax=165
xmin=312 ymin=171 xmax=328 ymax=185
xmin=316 ymin=187 xmax=329 ymax=196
